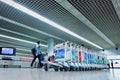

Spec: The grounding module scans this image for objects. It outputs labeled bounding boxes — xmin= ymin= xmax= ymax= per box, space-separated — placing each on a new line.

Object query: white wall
xmin=98 ymin=47 xmax=120 ymax=60
xmin=99 ymin=48 xmax=120 ymax=56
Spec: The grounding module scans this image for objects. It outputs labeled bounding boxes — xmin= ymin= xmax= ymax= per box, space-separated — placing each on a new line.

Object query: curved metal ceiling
xmin=0 ymin=0 xmax=120 ymax=55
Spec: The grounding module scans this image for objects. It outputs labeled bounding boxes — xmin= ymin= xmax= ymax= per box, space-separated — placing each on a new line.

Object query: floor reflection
xmin=0 ymin=68 xmax=120 ymax=80
xmin=110 ymin=69 xmax=120 ymax=80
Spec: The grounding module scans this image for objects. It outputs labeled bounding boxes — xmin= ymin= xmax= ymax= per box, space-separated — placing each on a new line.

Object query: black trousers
xmin=31 ymin=54 xmax=42 ymax=67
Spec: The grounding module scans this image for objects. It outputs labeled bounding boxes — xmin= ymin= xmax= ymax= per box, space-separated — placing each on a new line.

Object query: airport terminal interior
xmin=0 ymin=0 xmax=120 ymax=80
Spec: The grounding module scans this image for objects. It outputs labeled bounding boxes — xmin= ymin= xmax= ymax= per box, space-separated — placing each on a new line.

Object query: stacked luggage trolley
xmin=44 ymin=41 xmax=109 ymax=71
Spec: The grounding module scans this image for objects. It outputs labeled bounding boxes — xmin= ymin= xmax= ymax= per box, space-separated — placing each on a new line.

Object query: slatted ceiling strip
xmin=9 ymin=7 xmax=16 ymax=18
xmin=12 ymin=10 xmax=23 ymax=23
xmin=0 ymin=3 xmax=5 ymax=15
xmin=29 ymin=1 xmax=39 ymax=11
xmin=83 ymin=2 xmax=92 ymax=18
xmin=95 ymin=3 xmax=101 ymax=20
xmin=8 ymin=7 xmax=15 ymax=18
xmin=29 ymin=2 xmax=35 ymax=10
xmin=46 ymin=2 xmax=58 ymax=12
xmin=34 ymin=2 xmax=40 ymax=10
xmin=75 ymin=2 xmax=88 ymax=17
xmin=98 ymin=2 xmax=107 ymax=23
xmin=108 ymin=2 xmax=119 ymax=31
xmin=93 ymin=1 xmax=113 ymax=32
xmin=88 ymin=8 xmax=99 ymax=22
xmin=14 ymin=9 xmax=21 ymax=20
xmin=105 ymin=3 xmax=114 ymax=26
xmin=12 ymin=11 xmax=17 ymax=20
xmin=101 ymin=2 xmax=114 ymax=33
xmin=96 ymin=2 xmax=108 ymax=25
xmin=110 ymin=6 xmax=120 ymax=25
xmin=26 ymin=1 xmax=35 ymax=8
xmin=88 ymin=2 xmax=102 ymax=23
xmin=105 ymin=2 xmax=115 ymax=33
xmin=83 ymin=1 xmax=103 ymax=26
xmin=86 ymin=1 xmax=110 ymax=33
xmin=4 ymin=4 xmax=11 ymax=17
xmin=107 ymin=2 xmax=115 ymax=23
xmin=44 ymin=4 xmax=52 ymax=11
xmin=42 ymin=1 xmax=52 ymax=9
xmin=86 ymin=2 xmax=100 ymax=22
xmin=103 ymin=1 xmax=118 ymax=41
xmin=111 ymin=3 xmax=119 ymax=24
xmin=31 ymin=1 xmax=39 ymax=10
xmin=89 ymin=2 xmax=98 ymax=20
xmin=3 ymin=4 xmax=20 ymax=23
xmin=68 ymin=0 xmax=117 ymax=46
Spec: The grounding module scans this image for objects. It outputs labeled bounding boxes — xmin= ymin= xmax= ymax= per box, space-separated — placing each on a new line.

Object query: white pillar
xmin=47 ymin=39 xmax=54 ymax=56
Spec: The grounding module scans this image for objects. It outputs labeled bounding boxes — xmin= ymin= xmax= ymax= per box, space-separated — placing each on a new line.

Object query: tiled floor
xmin=0 ymin=68 xmax=120 ymax=80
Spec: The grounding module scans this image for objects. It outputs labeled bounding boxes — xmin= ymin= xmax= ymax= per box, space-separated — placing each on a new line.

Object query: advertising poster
xmin=113 ymin=60 xmax=120 ymax=68
xmin=75 ymin=50 xmax=78 ymax=62
xmin=78 ymin=52 xmax=82 ymax=61
xmin=91 ymin=54 xmax=94 ymax=63
xmin=84 ymin=53 xmax=87 ymax=63
xmin=72 ymin=50 xmax=75 ymax=61
xmin=88 ymin=54 xmax=90 ymax=63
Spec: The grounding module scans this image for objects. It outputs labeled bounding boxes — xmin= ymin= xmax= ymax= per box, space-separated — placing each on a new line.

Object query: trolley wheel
xmin=70 ymin=67 xmax=74 ymax=71
xmin=54 ymin=67 xmax=59 ymax=71
xmin=60 ymin=67 xmax=63 ymax=71
xmin=44 ymin=64 xmax=48 ymax=71
xmin=64 ymin=68 xmax=67 ymax=71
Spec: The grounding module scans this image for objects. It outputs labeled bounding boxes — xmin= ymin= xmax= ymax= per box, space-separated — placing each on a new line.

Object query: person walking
xmin=111 ymin=60 xmax=113 ymax=69
xmin=31 ymin=41 xmax=42 ymax=68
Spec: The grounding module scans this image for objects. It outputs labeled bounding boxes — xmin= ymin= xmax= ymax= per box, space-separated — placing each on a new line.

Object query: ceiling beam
xmin=55 ymin=0 xmax=116 ymax=47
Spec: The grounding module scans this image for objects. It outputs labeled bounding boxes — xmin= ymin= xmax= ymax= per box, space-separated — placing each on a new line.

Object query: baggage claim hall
xmin=0 ymin=0 xmax=120 ymax=80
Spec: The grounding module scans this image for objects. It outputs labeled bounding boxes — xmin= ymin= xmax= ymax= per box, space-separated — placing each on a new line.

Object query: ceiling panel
xmin=0 ymin=0 xmax=120 ymax=55
xmin=11 ymin=0 xmax=110 ymax=48
xmin=68 ymin=0 xmax=120 ymax=47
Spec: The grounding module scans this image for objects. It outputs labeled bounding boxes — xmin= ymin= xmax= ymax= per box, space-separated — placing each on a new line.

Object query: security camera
xmin=116 ymin=48 xmax=118 ymax=50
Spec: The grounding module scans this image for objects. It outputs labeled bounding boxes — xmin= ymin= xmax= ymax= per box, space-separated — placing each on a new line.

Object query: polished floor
xmin=0 ymin=68 xmax=120 ymax=80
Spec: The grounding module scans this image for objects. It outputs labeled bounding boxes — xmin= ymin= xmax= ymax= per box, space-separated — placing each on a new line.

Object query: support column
xmin=47 ymin=39 xmax=54 ymax=56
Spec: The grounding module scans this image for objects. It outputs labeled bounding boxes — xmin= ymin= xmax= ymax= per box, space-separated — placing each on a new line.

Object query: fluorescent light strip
xmin=17 ymin=53 xmax=32 ymax=56
xmin=0 ymin=34 xmax=48 ymax=47
xmin=1 ymin=0 xmax=103 ymax=49
xmin=16 ymin=48 xmax=31 ymax=52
